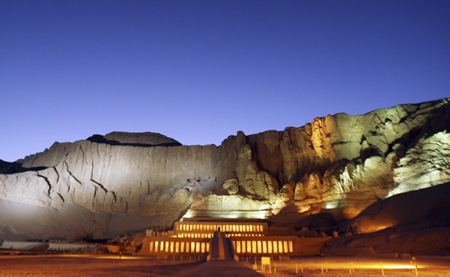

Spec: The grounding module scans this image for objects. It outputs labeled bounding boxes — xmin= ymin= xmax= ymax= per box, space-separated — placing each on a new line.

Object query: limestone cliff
xmin=1 ymin=99 xmax=449 ymax=240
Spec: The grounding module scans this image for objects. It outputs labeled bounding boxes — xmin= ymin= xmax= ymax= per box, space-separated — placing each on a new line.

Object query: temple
xmin=138 ymin=218 xmax=329 ymax=259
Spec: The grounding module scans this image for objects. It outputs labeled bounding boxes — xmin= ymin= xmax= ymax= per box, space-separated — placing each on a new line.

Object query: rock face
xmin=391 ymin=131 xmax=450 ymax=196
xmin=1 ymin=99 xmax=450 ymax=240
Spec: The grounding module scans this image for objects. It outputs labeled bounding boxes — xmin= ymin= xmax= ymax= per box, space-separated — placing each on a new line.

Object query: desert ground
xmin=0 ymin=254 xmax=201 ymax=277
xmin=243 ymin=256 xmax=450 ymax=277
xmin=1 ymin=254 xmax=449 ymax=277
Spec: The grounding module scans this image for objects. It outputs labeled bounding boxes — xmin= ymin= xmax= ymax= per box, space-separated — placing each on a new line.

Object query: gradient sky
xmin=1 ymin=1 xmax=449 ymax=162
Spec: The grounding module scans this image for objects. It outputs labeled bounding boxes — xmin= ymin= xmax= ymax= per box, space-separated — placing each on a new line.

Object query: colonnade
xmin=232 ymin=238 xmax=295 ymax=255
xmin=174 ymin=222 xmax=266 ymax=233
xmin=176 ymin=233 xmax=214 ymax=238
xmin=147 ymin=237 xmax=295 ymax=255
xmin=176 ymin=233 xmax=264 ymax=238
xmin=149 ymin=239 xmax=210 ymax=254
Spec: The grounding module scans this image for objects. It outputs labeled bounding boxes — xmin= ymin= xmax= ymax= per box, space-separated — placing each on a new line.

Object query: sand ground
xmin=0 ymin=254 xmax=202 ymax=277
xmin=0 ymin=254 xmax=449 ymax=277
xmin=240 ymin=256 xmax=450 ymax=277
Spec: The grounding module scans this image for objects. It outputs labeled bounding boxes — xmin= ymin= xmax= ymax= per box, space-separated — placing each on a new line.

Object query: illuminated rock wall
xmin=391 ymin=131 xmax=450 ymax=196
xmin=1 ymin=99 xmax=449 ymax=239
xmin=0 ymin=141 xmax=218 ymax=214
xmin=187 ymin=98 xmax=450 ymax=219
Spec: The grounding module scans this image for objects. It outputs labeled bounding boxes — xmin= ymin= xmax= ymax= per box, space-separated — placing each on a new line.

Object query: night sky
xmin=1 ymin=1 xmax=449 ymax=162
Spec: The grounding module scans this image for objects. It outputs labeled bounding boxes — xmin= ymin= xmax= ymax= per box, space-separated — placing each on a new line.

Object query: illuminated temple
xmin=138 ymin=219 xmax=328 ymax=259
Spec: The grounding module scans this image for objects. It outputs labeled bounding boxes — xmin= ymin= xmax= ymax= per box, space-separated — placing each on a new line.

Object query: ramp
xmin=207 ymin=232 xmax=237 ymax=261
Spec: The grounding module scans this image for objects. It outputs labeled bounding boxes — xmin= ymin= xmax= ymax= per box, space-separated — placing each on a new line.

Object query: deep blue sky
xmin=1 ymin=1 xmax=449 ymax=162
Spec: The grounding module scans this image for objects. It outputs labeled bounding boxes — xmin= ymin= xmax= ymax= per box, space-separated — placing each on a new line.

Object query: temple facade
xmin=137 ymin=219 xmax=325 ymax=258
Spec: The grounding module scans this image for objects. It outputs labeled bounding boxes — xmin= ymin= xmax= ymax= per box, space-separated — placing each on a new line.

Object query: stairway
xmin=207 ymin=232 xmax=237 ymax=261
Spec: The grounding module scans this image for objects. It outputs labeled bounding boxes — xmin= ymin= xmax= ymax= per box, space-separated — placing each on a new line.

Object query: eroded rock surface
xmin=1 ymin=99 xmax=449 ymax=240
xmin=391 ymin=131 xmax=450 ymax=196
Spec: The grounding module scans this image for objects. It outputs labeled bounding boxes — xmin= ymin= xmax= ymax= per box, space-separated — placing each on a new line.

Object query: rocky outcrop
xmin=1 ymin=98 xmax=449 ymax=240
xmin=87 ymin=131 xmax=182 ymax=147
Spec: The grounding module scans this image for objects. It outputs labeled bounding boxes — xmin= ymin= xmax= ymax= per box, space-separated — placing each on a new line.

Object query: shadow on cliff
xmin=0 ymin=159 xmax=47 ymax=174
xmin=268 ymin=203 xmax=341 ymax=235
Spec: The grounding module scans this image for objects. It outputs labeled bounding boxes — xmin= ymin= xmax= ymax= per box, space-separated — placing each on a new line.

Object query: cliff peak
xmin=87 ymin=131 xmax=182 ymax=147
